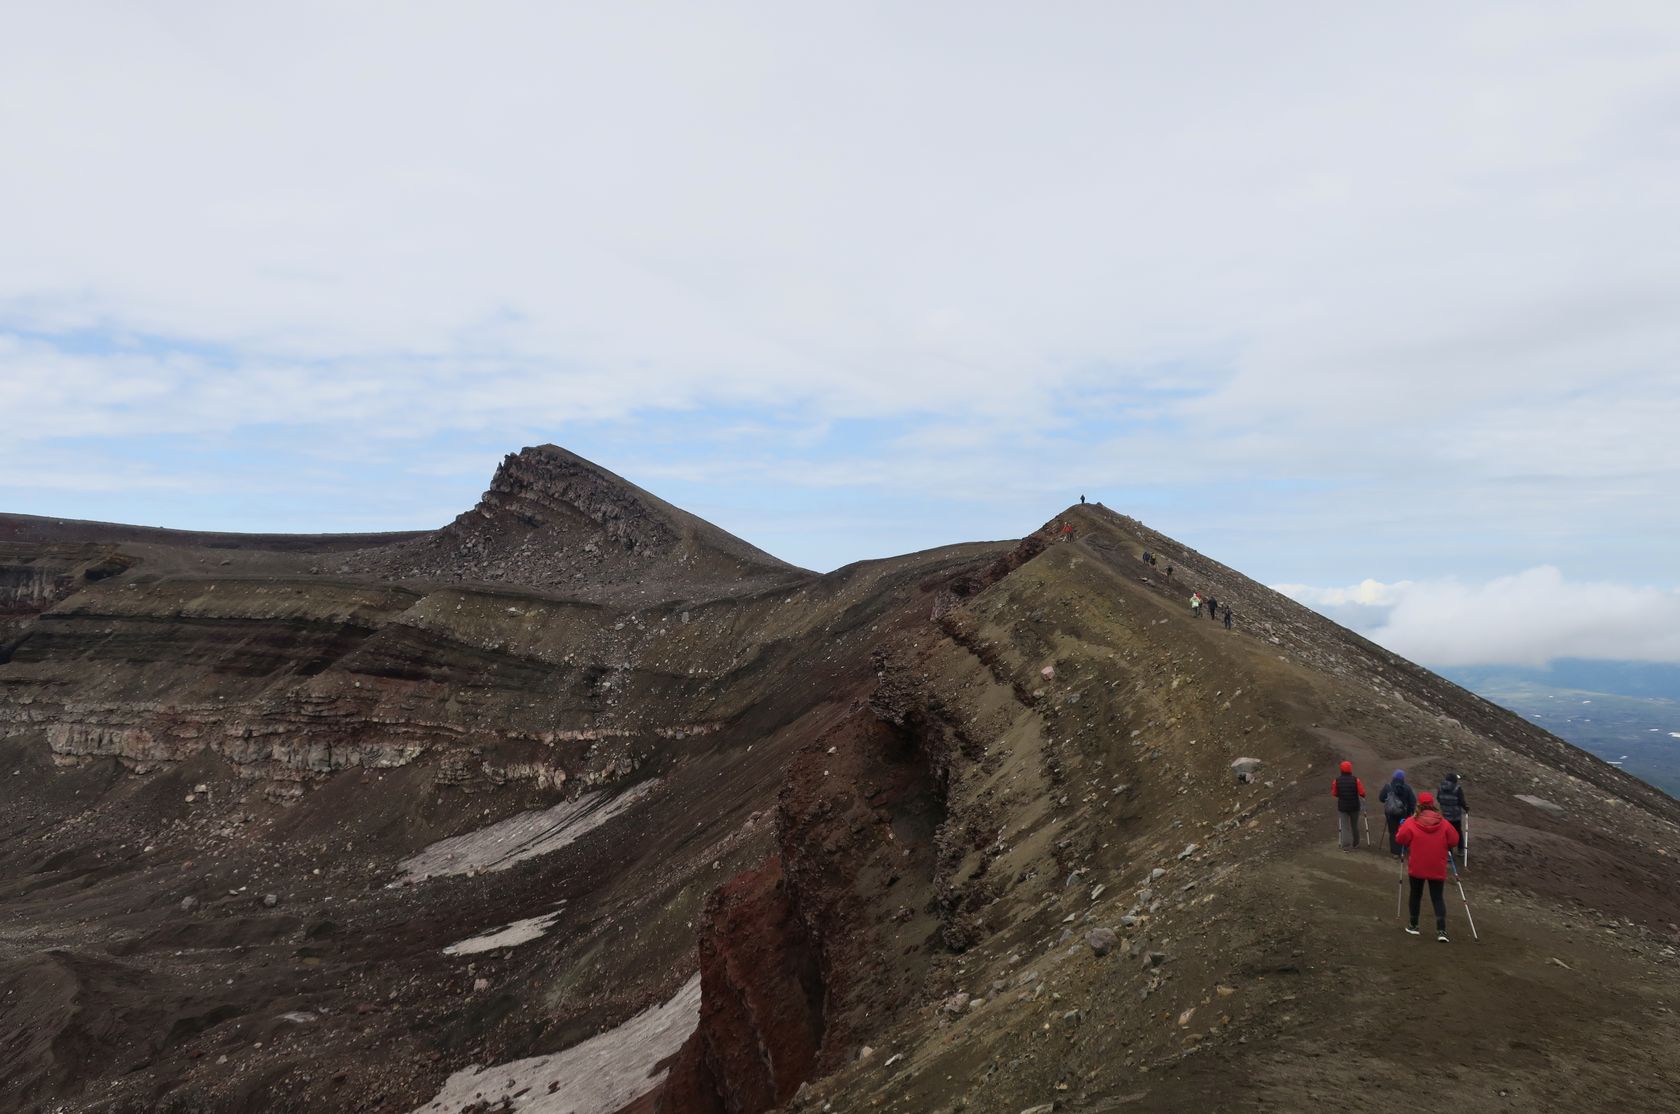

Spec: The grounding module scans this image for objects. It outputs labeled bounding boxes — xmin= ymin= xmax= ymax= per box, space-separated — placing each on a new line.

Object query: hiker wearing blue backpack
xmin=1379 ymin=770 xmax=1416 ymax=855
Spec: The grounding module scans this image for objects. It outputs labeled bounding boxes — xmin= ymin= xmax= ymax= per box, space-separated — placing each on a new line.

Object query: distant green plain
xmin=1442 ymin=663 xmax=1680 ymax=799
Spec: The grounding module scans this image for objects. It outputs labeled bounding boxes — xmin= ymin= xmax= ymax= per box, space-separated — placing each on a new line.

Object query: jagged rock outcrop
xmin=344 ymin=445 xmax=804 ymax=601
xmin=658 ymin=858 xmax=823 ymax=1114
xmin=0 ymin=543 xmax=132 ymax=644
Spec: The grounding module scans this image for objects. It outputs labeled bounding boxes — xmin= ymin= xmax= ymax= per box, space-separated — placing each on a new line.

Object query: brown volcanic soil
xmin=2 ymin=455 xmax=1679 ymax=1114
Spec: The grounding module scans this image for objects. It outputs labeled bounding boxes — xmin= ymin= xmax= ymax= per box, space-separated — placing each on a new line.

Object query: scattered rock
xmin=1516 ymin=794 xmax=1566 ymax=817
xmin=179 ymin=897 xmax=198 ymax=914
xmin=1145 ymin=951 xmax=1169 ymax=968
xmin=1231 ymin=757 xmax=1264 ymax=782
xmin=1216 ymin=984 xmax=1236 ymax=997
xmin=941 ymin=993 xmax=970 ymax=1015
xmin=262 ymin=894 xmax=279 ymax=908
xmin=1086 ymin=928 xmax=1118 ymax=956
xmin=1150 ymin=868 xmax=1166 ymax=881
xmin=1178 ymin=1007 xmax=1196 ymax=1027
xmin=472 ymin=978 xmax=490 ymax=992
xmin=1177 ymin=843 xmax=1198 ymax=860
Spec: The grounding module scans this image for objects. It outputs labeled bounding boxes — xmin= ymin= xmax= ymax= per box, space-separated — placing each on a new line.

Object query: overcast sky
xmin=3 ymin=2 xmax=1678 ymax=667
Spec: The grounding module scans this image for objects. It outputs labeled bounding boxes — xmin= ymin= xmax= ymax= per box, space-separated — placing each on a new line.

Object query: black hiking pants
xmin=1409 ymin=877 xmax=1446 ymax=931
xmin=1386 ymin=815 xmax=1404 ymax=854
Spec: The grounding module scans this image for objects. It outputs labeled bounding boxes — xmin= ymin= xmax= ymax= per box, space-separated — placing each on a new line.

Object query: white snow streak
xmin=397 ymin=780 xmax=658 ymax=883
xmin=412 ymin=974 xmax=701 ymax=1114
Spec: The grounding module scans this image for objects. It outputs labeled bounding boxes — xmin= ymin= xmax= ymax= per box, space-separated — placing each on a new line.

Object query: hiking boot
xmin=1405 ymin=925 xmax=1420 ymax=936
xmin=1437 ymin=931 xmax=1450 ymax=943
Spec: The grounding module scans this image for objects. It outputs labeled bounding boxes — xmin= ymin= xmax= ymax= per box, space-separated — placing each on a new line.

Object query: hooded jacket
xmin=1379 ymin=777 xmax=1417 ymax=819
xmin=1395 ymin=807 xmax=1460 ymax=881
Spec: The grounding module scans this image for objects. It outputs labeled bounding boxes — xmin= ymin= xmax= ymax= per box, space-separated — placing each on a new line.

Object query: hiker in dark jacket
xmin=1206 ymin=596 xmax=1218 ymax=620
xmin=1437 ymin=773 xmax=1469 ymax=862
xmin=1396 ymin=792 xmax=1460 ymax=941
xmin=1331 ymin=760 xmax=1366 ymax=850
xmin=1379 ymin=770 xmax=1417 ymax=855
xmin=1222 ymin=605 xmax=1233 ymax=629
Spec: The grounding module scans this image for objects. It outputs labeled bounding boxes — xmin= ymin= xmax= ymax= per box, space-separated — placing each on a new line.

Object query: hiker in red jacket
xmin=1395 ymin=791 xmax=1461 ymax=942
xmin=1331 ymin=761 xmax=1366 ymax=850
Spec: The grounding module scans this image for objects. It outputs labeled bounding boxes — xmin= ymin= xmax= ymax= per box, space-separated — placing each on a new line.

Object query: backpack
xmin=1383 ymin=784 xmax=1409 ymax=819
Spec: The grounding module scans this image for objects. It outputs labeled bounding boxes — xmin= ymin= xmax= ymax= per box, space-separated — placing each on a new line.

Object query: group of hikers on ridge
xmin=1132 ymin=548 xmax=1237 ymax=629
xmin=1333 ymin=762 xmax=1472 ymax=942
xmin=1189 ymin=590 xmax=1233 ymax=629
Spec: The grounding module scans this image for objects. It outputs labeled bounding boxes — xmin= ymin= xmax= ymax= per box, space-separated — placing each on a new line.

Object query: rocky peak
xmin=346 ymin=445 xmax=804 ymax=600
xmin=454 ymin=445 xmax=680 ymax=555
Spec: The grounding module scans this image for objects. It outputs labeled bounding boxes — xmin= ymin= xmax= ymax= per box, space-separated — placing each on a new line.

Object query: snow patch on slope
xmin=444 ymin=910 xmax=564 ymax=956
xmin=411 ymin=973 xmax=701 ymax=1114
xmin=397 ymin=780 xmax=659 ymax=883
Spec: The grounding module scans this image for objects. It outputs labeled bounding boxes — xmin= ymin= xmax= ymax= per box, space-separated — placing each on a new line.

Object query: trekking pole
xmin=1463 ymin=816 xmax=1470 ymax=869
xmin=1447 ymin=854 xmax=1479 ymax=941
xmin=1363 ymin=810 xmax=1372 ymax=850
xmin=1396 ymin=849 xmax=1405 ymax=918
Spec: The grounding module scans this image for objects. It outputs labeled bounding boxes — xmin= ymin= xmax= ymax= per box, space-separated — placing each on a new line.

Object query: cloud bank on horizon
xmin=2 ymin=3 xmax=1678 ymax=666
xmin=1277 ymin=568 xmax=1680 ymax=668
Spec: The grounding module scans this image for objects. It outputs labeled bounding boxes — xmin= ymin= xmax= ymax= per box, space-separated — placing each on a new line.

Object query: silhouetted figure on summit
xmin=1080 ymin=494 xmax=1086 ymax=504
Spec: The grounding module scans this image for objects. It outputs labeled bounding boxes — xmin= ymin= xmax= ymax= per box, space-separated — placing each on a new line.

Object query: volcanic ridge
xmin=2 ymin=445 xmax=1678 ymax=1114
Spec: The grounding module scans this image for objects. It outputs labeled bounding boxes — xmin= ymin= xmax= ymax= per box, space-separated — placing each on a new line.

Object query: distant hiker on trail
xmin=1165 ymin=564 xmax=1173 ymax=578
xmin=1437 ymin=773 xmax=1469 ymax=863
xmin=1332 ymin=761 xmax=1366 ymax=850
xmin=1222 ymin=605 xmax=1233 ymax=629
xmin=1379 ymin=769 xmax=1417 ymax=855
xmin=1396 ymin=791 xmax=1461 ymax=941
xmin=1080 ymin=494 xmax=1086 ymax=504
xmin=1190 ymin=592 xmax=1202 ymax=616
xmin=1206 ymin=596 xmax=1218 ymax=620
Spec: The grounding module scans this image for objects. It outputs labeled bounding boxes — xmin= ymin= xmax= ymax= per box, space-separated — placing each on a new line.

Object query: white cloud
xmin=1273 ymin=579 xmax=1414 ymax=609
xmin=0 ymin=4 xmax=1677 ymax=581
xmin=1277 ymin=567 xmax=1680 ymax=667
